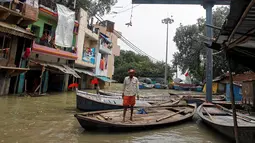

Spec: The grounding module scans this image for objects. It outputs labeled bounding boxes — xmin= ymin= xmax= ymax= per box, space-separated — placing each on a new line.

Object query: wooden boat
xmin=98 ymin=90 xmax=121 ymax=96
xmin=197 ymin=103 xmax=255 ymax=143
xmin=139 ymin=83 xmax=154 ymax=89
xmin=154 ymin=83 xmax=167 ymax=89
xmin=212 ymin=101 xmax=244 ymax=110
xmin=170 ymin=92 xmax=225 ymax=106
xmin=76 ymin=90 xmax=180 ymax=111
xmin=173 ymin=83 xmax=196 ymax=91
xmin=169 ymin=91 xmax=205 ymax=96
xmin=74 ymin=104 xmax=196 ymax=131
xmin=98 ymin=90 xmax=180 ymax=104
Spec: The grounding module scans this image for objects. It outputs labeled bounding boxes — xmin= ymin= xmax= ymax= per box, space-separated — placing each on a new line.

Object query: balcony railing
xmin=34 ymin=36 xmax=76 ymax=54
xmin=0 ymin=1 xmax=38 ymax=25
xmin=1 ymin=1 xmax=25 ymax=13
xmin=39 ymin=0 xmax=78 ymax=20
xmin=99 ymin=38 xmax=112 ymax=55
xmin=87 ymin=24 xmax=99 ymax=35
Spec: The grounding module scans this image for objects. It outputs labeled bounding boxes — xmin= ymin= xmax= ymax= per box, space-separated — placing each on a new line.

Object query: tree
xmin=75 ymin=0 xmax=118 ymax=17
xmin=114 ymin=50 xmax=174 ymax=83
xmin=172 ymin=6 xmax=230 ymax=82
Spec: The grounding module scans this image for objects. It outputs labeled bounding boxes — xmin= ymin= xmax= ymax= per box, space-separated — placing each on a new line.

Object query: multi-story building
xmin=74 ymin=8 xmax=99 ymax=90
xmin=0 ymin=0 xmax=121 ymax=95
xmin=94 ymin=21 xmax=121 ymax=88
xmin=0 ymin=1 xmax=38 ymax=95
xmin=24 ymin=0 xmax=80 ymax=94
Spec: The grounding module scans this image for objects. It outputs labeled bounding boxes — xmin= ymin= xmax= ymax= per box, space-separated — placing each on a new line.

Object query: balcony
xmin=0 ymin=1 xmax=38 ymax=26
xmin=99 ymin=44 xmax=112 ymax=55
xmin=32 ymin=38 xmax=78 ymax=60
xmin=85 ymin=24 xmax=99 ymax=41
xmin=99 ymin=34 xmax=112 ymax=55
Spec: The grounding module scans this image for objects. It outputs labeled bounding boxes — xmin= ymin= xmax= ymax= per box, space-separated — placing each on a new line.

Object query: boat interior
xmin=76 ymin=105 xmax=195 ymax=125
xmin=200 ymin=104 xmax=255 ymax=126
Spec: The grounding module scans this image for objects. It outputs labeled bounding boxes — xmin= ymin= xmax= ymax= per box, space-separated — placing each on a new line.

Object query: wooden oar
xmin=99 ymin=114 xmax=112 ymax=120
xmin=224 ymin=110 xmax=255 ymax=123
xmin=156 ymin=109 xmax=186 ymax=122
xmin=203 ymin=107 xmax=214 ymax=121
xmin=96 ymin=115 xmax=105 ymax=120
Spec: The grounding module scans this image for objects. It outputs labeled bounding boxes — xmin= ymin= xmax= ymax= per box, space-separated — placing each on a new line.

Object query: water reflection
xmin=0 ymin=90 xmax=230 ymax=143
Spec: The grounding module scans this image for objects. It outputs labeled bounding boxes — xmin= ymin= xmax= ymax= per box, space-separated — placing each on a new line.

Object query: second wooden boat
xmin=77 ymin=90 xmax=181 ymax=111
xmin=98 ymin=90 xmax=178 ymax=103
xmin=212 ymin=101 xmax=244 ymax=110
xmin=182 ymin=95 xmax=225 ymax=106
xmin=197 ymin=103 xmax=255 ymax=143
xmin=74 ymin=104 xmax=196 ymax=131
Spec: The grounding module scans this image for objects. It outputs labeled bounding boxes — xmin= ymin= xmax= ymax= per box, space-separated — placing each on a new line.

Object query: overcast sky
xmin=103 ymin=0 xmax=222 ymax=78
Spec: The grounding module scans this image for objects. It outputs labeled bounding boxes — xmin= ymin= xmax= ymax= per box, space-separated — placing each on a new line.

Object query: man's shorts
xmin=123 ymin=96 xmax=136 ymax=107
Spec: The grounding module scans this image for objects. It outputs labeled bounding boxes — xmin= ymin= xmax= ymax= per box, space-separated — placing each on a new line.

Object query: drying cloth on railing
xmin=100 ymin=59 xmax=104 ymax=70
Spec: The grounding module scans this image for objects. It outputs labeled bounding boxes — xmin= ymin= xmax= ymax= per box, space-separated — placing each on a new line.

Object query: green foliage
xmin=172 ymin=6 xmax=230 ymax=82
xmin=114 ymin=50 xmax=174 ymax=83
xmin=75 ymin=0 xmax=118 ymax=17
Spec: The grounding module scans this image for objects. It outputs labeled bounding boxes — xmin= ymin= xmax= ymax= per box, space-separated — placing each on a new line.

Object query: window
xmin=44 ymin=23 xmax=52 ymax=35
xmin=38 ymin=23 xmax=54 ymax=47
xmin=0 ymin=34 xmax=11 ymax=60
xmin=31 ymin=25 xmax=40 ymax=43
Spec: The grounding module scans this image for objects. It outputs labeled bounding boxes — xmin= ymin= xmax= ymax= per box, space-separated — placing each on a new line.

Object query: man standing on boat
xmin=122 ymin=69 xmax=139 ymax=122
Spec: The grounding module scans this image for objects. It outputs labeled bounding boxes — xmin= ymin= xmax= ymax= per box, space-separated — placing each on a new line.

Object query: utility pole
xmin=162 ymin=16 xmax=174 ymax=88
xmin=176 ymin=65 xmax=178 ymax=79
xmin=204 ymin=2 xmax=214 ymax=102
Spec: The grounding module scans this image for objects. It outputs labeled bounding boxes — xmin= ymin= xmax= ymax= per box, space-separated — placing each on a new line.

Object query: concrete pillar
xmin=0 ymin=74 xmax=10 ymax=96
xmin=63 ymin=74 xmax=69 ymax=92
xmin=9 ymin=37 xmax=18 ymax=66
xmin=204 ymin=2 xmax=214 ymax=102
xmin=0 ymin=74 xmax=5 ymax=95
xmin=4 ymin=78 xmax=10 ymax=95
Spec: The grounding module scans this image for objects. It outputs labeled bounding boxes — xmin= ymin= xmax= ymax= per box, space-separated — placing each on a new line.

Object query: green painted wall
xmin=29 ymin=14 xmax=57 ymax=38
xmin=29 ymin=13 xmax=76 ymax=48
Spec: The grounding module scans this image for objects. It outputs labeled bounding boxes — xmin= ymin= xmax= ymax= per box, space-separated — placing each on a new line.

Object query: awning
xmin=0 ymin=21 xmax=35 ymax=39
xmin=74 ymin=68 xmax=95 ymax=77
xmin=0 ymin=66 xmax=29 ymax=77
xmin=96 ymin=76 xmax=116 ymax=83
xmin=100 ymin=33 xmax=111 ymax=43
xmin=62 ymin=65 xmax=81 ymax=78
xmin=46 ymin=64 xmax=80 ymax=78
xmin=30 ymin=60 xmax=80 ymax=78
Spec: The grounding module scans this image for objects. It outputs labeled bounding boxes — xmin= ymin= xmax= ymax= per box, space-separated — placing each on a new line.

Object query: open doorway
xmin=25 ymin=70 xmax=41 ymax=93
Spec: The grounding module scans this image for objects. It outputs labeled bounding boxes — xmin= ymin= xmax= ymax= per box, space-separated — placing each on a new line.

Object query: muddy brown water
xmin=0 ymin=88 xmax=231 ymax=143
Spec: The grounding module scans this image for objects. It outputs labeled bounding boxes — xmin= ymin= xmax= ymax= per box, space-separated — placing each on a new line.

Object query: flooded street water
xmin=0 ymin=88 xmax=231 ymax=143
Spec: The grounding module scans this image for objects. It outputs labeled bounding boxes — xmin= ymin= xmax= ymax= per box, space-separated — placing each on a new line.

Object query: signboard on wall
xmin=132 ymin=0 xmax=230 ymax=5
xmin=82 ymin=47 xmax=95 ymax=64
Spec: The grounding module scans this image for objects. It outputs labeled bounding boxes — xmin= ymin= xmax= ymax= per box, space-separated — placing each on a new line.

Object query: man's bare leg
xmin=123 ymin=107 xmax=127 ymax=122
xmin=130 ymin=106 xmax=134 ymax=121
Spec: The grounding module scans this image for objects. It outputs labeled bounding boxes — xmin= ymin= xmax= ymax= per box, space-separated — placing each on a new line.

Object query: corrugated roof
xmin=96 ymin=76 xmax=116 ymax=83
xmin=212 ymin=0 xmax=255 ymax=71
xmin=74 ymin=68 xmax=95 ymax=77
xmin=214 ymin=72 xmax=255 ymax=83
xmin=0 ymin=21 xmax=35 ymax=39
xmin=30 ymin=60 xmax=80 ymax=78
xmin=62 ymin=65 xmax=81 ymax=78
